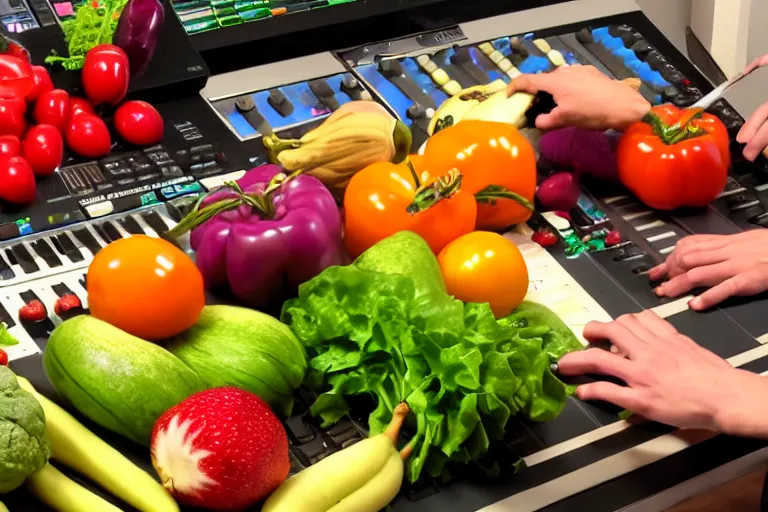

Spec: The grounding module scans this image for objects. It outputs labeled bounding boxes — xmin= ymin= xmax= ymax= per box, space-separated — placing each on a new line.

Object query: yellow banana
xmin=26 ymin=464 xmax=124 ymax=512
xmin=262 ymin=403 xmax=411 ymax=512
xmin=263 ymin=101 xmax=412 ymax=197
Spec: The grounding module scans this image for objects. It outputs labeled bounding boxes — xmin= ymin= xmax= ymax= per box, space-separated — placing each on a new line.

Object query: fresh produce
xmin=82 ymin=44 xmax=130 ymax=106
xmin=27 ymin=464 xmax=123 ymax=512
xmin=421 ymin=120 xmax=536 ymax=230
xmin=0 ymin=54 xmax=33 ymax=99
xmin=114 ymin=100 xmax=164 ymax=145
xmin=18 ymin=376 xmax=180 ymax=512
xmin=87 ymin=235 xmax=204 ymax=340
xmin=0 ymin=323 xmax=18 ymax=347
xmin=0 ymin=350 xmax=7 ymax=366
xmin=617 ymin=104 xmax=730 ymax=210
xmin=28 ymin=65 xmax=54 ymax=103
xmin=427 ymin=80 xmax=535 ymax=134
xmin=343 ymin=159 xmax=476 ymax=257
xmin=0 ymin=501 xmax=6 ymax=512
xmin=538 ymin=127 xmax=619 ymax=180
xmin=536 ymin=171 xmax=581 ymax=211
xmin=69 ymin=97 xmax=95 ymax=119
xmin=66 ymin=113 xmax=112 ymax=158
xmin=0 ymin=134 xmax=19 ymax=159
xmin=0 ymin=156 xmax=36 ymax=204
xmin=168 ymin=165 xmax=345 ymax=308
xmin=0 ymin=34 xmax=30 ymax=63
xmin=263 ymin=100 xmax=412 ymax=196
xmin=165 ymin=305 xmax=307 ymax=416
xmin=44 ymin=315 xmax=204 ymax=445
xmin=0 ymin=90 xmax=26 ymax=137
xmin=152 ymin=387 xmax=290 ymax=510
xmin=0 ymin=367 xmax=49 ymax=493
xmin=263 ymin=402 xmax=411 ymax=512
xmin=22 ymin=124 xmax=64 ymax=177
xmin=33 ymin=89 xmax=70 ymax=132
xmin=114 ymin=0 xmax=165 ymax=77
xmin=438 ymin=231 xmax=529 ymax=318
xmin=283 ymin=232 xmax=580 ymax=482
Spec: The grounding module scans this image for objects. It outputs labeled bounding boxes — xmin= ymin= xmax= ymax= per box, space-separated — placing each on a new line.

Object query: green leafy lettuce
xmin=0 ymin=323 xmax=18 ymax=347
xmin=282 ymin=232 xmax=582 ymax=482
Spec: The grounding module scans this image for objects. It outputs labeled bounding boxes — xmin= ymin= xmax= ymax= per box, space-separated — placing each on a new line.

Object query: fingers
xmin=557 ymin=348 xmax=635 ymax=382
xmin=583 ymin=320 xmax=643 ymax=355
xmin=743 ymin=116 xmax=768 ymax=162
xmin=743 ymin=54 xmax=768 ymax=76
xmin=689 ymin=271 xmax=766 ymax=310
xmin=507 ymin=74 xmax=551 ymax=96
xmin=535 ymin=106 xmax=566 ymax=130
xmin=634 ymin=310 xmax=680 ymax=339
xmin=737 ymin=102 xmax=768 ymax=143
xmin=650 ymin=235 xmax=732 ymax=280
xmin=656 ymin=261 xmax=738 ymax=298
xmin=574 ymin=381 xmax=644 ymax=412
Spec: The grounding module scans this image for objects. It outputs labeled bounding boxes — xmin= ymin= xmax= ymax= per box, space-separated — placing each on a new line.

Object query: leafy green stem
xmin=474 ymin=184 xmax=534 ymax=211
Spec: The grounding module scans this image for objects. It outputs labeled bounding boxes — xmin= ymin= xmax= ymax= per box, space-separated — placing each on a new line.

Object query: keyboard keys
xmin=119 ymin=216 xmax=145 ymax=235
xmin=141 ymin=211 xmax=169 ymax=236
xmin=72 ymin=228 xmax=103 ymax=256
xmin=101 ymin=222 xmax=124 ymax=242
xmin=30 ymin=239 xmax=62 ymax=268
xmin=10 ymin=244 xmax=39 ymax=273
xmin=0 ymin=300 xmax=15 ymax=328
xmin=54 ymin=233 xmax=85 ymax=263
xmin=17 ymin=290 xmax=53 ymax=339
xmin=0 ymin=252 xmax=14 ymax=281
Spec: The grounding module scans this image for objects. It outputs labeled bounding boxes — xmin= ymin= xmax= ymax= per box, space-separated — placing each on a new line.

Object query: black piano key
xmin=141 ymin=211 xmax=169 ymax=236
xmin=51 ymin=283 xmax=72 ymax=297
xmin=119 ymin=216 xmax=145 ymax=235
xmin=0 ymin=252 xmax=14 ymax=281
xmin=30 ymin=239 xmax=63 ymax=268
xmin=18 ymin=290 xmax=54 ymax=338
xmin=10 ymin=245 xmax=40 ymax=273
xmin=0 ymin=300 xmax=14 ymax=328
xmin=102 ymin=222 xmax=124 ymax=242
xmin=79 ymin=274 xmax=87 ymax=290
xmin=72 ymin=228 xmax=103 ymax=256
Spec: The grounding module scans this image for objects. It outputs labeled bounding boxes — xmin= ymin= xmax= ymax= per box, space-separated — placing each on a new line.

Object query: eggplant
xmin=113 ymin=0 xmax=165 ymax=77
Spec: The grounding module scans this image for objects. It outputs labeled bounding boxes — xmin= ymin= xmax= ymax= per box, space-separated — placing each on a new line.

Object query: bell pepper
xmin=617 ymin=104 xmax=730 ymax=210
xmin=343 ymin=158 xmax=477 ymax=258
xmin=167 ymin=165 xmax=346 ymax=308
xmin=419 ymin=120 xmax=536 ymax=231
xmin=0 ymin=55 xmax=33 ymax=100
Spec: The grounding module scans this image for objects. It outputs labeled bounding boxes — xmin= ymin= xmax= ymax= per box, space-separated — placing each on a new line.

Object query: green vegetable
xmin=282 ymin=233 xmax=580 ymax=482
xmin=0 ymin=366 xmax=49 ymax=493
xmin=43 ymin=316 xmax=204 ymax=446
xmin=0 ymin=323 xmax=18 ymax=346
xmin=165 ymin=305 xmax=307 ymax=417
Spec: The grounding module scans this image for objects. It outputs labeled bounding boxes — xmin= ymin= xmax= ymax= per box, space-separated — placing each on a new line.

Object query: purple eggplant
xmin=180 ymin=165 xmax=346 ymax=308
xmin=113 ymin=0 xmax=165 ymax=77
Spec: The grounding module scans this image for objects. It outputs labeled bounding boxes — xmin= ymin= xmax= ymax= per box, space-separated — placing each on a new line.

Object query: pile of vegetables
xmin=282 ymin=232 xmax=581 ymax=482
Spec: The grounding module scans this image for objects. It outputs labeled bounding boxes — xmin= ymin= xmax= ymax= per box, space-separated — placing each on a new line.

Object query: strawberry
xmin=54 ymin=293 xmax=82 ymax=316
xmin=18 ymin=300 xmax=46 ymax=322
xmin=151 ymin=387 xmax=290 ymax=510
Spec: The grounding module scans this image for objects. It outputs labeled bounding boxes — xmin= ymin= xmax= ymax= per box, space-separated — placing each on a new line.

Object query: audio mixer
xmin=4 ymin=0 xmax=768 ymax=511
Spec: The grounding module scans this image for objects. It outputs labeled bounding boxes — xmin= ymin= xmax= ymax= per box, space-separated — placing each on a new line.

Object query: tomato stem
xmin=642 ymin=109 xmax=709 ymax=145
xmin=406 ymin=169 xmax=463 ymax=214
xmin=406 ymin=158 xmax=421 ymax=189
xmin=474 ymin=185 xmax=534 ymax=211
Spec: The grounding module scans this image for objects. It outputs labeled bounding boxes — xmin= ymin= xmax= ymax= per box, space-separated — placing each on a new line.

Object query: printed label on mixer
xmin=77 ymin=176 xmax=193 ymax=207
xmin=416 ymin=27 xmax=465 ymax=48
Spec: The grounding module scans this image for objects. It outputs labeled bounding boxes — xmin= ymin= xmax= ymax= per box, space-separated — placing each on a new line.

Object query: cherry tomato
xmin=0 ymin=90 xmax=24 ymax=138
xmin=22 ymin=124 xmax=63 ymax=177
xmin=114 ymin=100 xmax=164 ymax=146
xmin=87 ymin=235 xmax=205 ymax=341
xmin=438 ymin=231 xmax=529 ymax=318
xmin=69 ymin=96 xmax=94 ymax=120
xmin=66 ymin=114 xmax=111 ymax=158
xmin=82 ymin=45 xmax=129 ymax=106
xmin=0 ymin=155 xmax=35 ymax=204
xmin=0 ymin=348 xmax=8 ymax=366
xmin=33 ymin=89 xmax=70 ymax=132
xmin=0 ymin=55 xmax=33 ymax=99
xmin=0 ymin=135 xmax=19 ymax=160
xmin=27 ymin=65 xmax=54 ymax=102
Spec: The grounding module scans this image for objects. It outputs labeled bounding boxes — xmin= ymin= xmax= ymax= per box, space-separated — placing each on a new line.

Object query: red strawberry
xmin=151 ymin=387 xmax=290 ymax=510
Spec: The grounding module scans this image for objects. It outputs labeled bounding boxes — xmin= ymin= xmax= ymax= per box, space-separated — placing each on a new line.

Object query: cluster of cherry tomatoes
xmin=0 ymin=43 xmax=165 ymax=206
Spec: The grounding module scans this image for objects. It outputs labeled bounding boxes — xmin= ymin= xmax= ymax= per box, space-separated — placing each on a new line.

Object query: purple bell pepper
xmin=186 ymin=165 xmax=346 ymax=308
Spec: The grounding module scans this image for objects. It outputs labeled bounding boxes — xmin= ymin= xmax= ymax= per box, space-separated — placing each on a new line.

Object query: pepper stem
xmin=641 ymin=109 xmax=709 ymax=145
xmin=392 ymin=120 xmax=413 ymax=164
xmin=475 ymin=185 xmax=534 ymax=211
xmin=406 ymin=169 xmax=463 ymax=214
xmin=263 ymin=134 xmax=302 ymax=164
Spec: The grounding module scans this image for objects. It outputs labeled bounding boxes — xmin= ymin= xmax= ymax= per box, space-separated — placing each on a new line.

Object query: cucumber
xmin=26 ymin=464 xmax=123 ymax=512
xmin=43 ymin=315 xmax=204 ymax=446
xmin=18 ymin=377 xmax=179 ymax=512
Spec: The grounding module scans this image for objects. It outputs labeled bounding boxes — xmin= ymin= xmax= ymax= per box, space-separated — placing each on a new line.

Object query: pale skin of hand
xmin=649 ymin=230 xmax=768 ymax=311
xmin=737 ymin=53 xmax=768 ymax=161
xmin=506 ymin=64 xmax=651 ymax=132
xmin=558 ymin=311 xmax=768 ymax=437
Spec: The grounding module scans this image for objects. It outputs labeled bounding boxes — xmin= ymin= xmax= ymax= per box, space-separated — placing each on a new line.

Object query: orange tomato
xmin=87 ymin=235 xmax=205 ymax=341
xmin=438 ymin=231 xmax=529 ymax=318
xmin=344 ymin=158 xmax=477 ymax=258
xmin=421 ymin=121 xmax=536 ymax=230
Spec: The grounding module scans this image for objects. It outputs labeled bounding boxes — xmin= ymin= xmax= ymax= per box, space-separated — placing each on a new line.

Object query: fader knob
xmin=576 ymin=28 xmax=594 ymax=44
xmin=407 ymin=104 xmax=426 ymax=119
xmin=644 ymin=51 xmax=667 ymax=71
xmin=342 ymin=75 xmax=359 ymax=90
xmin=630 ymin=40 xmax=654 ymax=58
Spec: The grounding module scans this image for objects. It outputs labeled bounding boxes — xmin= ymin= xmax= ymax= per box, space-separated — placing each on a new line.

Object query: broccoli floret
xmin=0 ymin=367 xmax=49 ymax=493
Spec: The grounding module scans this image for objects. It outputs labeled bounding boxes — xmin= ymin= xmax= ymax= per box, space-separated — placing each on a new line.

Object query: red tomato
xmin=27 ymin=65 xmax=54 ymax=102
xmin=22 ymin=124 xmax=63 ymax=177
xmin=66 ymin=114 xmax=111 ymax=158
xmin=0 ymin=135 xmax=19 ymax=161
xmin=0 ymin=155 xmax=35 ymax=204
xmin=0 ymin=91 xmax=25 ymax=137
xmin=69 ymin=97 xmax=94 ymax=120
xmin=0 ymin=55 xmax=33 ymax=100
xmin=114 ymin=101 xmax=164 ymax=146
xmin=82 ymin=45 xmax=129 ymax=106
xmin=33 ymin=89 xmax=70 ymax=132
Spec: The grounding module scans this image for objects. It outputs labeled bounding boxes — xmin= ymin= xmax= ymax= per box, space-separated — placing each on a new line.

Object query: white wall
xmin=636 ymin=0 xmax=692 ymax=53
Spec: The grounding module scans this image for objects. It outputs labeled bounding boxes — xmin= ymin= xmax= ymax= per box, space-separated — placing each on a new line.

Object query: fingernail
xmin=689 ymin=298 xmax=700 ymax=310
xmin=654 ymin=286 xmax=664 ymax=296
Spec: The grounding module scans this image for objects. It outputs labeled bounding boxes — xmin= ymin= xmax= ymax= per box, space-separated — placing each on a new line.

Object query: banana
xmin=263 ymin=101 xmax=412 ymax=197
xmin=26 ymin=464 xmax=124 ymax=512
xmin=262 ymin=403 xmax=411 ymax=512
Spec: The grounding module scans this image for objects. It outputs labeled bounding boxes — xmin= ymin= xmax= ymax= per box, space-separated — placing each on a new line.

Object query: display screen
xmin=171 ymin=0 xmax=358 ymax=35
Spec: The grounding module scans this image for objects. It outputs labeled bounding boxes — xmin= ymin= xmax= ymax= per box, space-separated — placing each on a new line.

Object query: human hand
xmin=557 ymin=311 xmax=768 ymax=435
xmin=737 ymin=54 xmax=768 ymax=161
xmin=506 ymin=65 xmax=651 ymax=131
xmin=649 ymin=230 xmax=768 ymax=310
